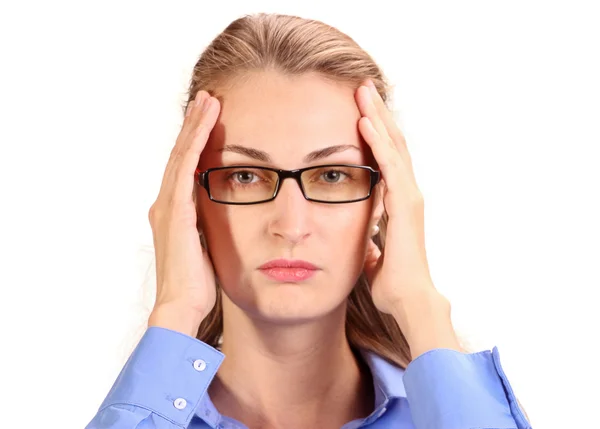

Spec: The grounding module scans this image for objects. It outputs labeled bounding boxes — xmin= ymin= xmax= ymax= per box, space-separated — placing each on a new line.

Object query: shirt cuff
xmin=403 ymin=346 xmax=531 ymax=429
xmin=98 ymin=326 xmax=224 ymax=427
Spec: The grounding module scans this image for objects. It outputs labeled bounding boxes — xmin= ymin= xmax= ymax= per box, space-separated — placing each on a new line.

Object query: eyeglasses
xmin=195 ymin=164 xmax=381 ymax=205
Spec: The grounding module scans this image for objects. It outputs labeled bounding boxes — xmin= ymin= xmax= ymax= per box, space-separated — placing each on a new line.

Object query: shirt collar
xmin=195 ymin=348 xmax=408 ymax=426
xmin=358 ymin=348 xmax=407 ymax=405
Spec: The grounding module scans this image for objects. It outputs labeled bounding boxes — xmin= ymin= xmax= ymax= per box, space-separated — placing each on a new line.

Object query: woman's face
xmin=197 ymin=71 xmax=383 ymax=323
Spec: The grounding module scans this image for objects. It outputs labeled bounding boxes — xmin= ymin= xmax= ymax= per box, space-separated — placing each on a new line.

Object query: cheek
xmin=197 ymin=191 xmax=231 ymax=253
xmin=321 ymin=205 xmax=371 ymax=268
xmin=197 ymin=201 xmax=254 ymax=287
xmin=328 ymin=212 xmax=364 ymax=239
xmin=226 ymin=209 xmax=261 ymax=249
xmin=198 ymin=198 xmax=259 ymax=257
xmin=323 ymin=202 xmax=371 ymax=238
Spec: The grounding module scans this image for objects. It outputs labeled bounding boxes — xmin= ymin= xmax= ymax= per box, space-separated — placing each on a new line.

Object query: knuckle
xmin=148 ymin=201 xmax=165 ymax=224
xmin=148 ymin=206 xmax=157 ymax=225
xmin=148 ymin=203 xmax=159 ymax=220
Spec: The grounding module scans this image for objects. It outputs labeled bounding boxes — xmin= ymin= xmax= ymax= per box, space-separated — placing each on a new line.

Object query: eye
xmin=233 ymin=170 xmax=257 ymax=184
xmin=321 ymin=169 xmax=347 ymax=183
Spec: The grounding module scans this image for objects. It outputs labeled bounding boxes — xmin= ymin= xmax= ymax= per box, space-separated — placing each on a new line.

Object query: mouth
xmin=258 ymin=259 xmax=319 ymax=282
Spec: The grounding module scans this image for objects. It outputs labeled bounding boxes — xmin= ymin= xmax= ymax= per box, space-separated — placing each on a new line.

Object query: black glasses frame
xmin=195 ymin=164 xmax=381 ymax=205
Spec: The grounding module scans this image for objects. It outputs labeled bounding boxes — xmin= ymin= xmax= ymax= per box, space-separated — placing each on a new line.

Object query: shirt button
xmin=193 ymin=359 xmax=207 ymax=371
xmin=173 ymin=398 xmax=187 ymax=410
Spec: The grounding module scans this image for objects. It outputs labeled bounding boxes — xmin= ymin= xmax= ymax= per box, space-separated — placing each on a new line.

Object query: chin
xmin=240 ymin=274 xmax=347 ymax=324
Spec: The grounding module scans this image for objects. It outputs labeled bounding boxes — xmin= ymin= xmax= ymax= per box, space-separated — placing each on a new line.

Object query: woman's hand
xmin=146 ymin=91 xmax=220 ymax=337
xmin=356 ymin=80 xmax=461 ymax=356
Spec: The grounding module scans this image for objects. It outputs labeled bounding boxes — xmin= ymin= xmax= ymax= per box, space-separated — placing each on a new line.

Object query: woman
xmin=87 ymin=13 xmax=531 ymax=429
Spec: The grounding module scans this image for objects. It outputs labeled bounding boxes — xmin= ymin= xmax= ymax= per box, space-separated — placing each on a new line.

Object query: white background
xmin=1 ymin=1 xmax=598 ymax=428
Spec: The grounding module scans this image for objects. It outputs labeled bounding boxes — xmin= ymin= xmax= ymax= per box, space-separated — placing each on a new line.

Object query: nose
xmin=267 ymin=177 xmax=311 ymax=244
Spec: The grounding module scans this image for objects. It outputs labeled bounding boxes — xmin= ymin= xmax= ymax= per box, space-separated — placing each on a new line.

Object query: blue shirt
xmin=86 ymin=327 xmax=532 ymax=429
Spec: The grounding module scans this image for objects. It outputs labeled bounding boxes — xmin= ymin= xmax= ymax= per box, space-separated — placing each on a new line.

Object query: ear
xmin=370 ymin=181 xmax=385 ymax=230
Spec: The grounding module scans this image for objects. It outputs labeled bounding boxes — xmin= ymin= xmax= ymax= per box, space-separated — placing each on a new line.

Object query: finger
xmin=176 ymin=93 xmax=211 ymax=163
xmin=357 ymin=82 xmax=416 ymax=185
xmin=358 ymin=115 xmax=400 ymax=181
xmin=362 ymin=81 xmax=416 ymax=177
xmin=363 ymin=80 xmax=408 ymax=152
xmin=181 ymin=97 xmax=217 ymax=170
xmin=185 ymin=91 xmax=212 ymax=135
xmin=176 ymin=91 xmax=210 ymax=155
xmin=356 ymin=85 xmax=393 ymax=149
xmin=355 ymin=85 xmax=400 ymax=179
xmin=160 ymin=91 xmax=210 ymax=198
xmin=173 ymin=96 xmax=220 ymax=201
xmin=359 ymin=116 xmax=423 ymax=211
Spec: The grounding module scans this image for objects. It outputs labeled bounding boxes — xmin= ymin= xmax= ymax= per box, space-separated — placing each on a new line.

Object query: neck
xmin=208 ymin=295 xmax=375 ymax=429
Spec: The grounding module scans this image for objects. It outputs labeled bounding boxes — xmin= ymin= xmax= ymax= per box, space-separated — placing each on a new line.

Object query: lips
xmin=259 ymin=259 xmax=318 ymax=270
xmin=258 ymin=259 xmax=319 ymax=282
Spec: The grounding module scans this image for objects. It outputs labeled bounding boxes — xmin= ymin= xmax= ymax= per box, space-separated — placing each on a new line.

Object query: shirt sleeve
xmin=85 ymin=326 xmax=225 ymax=429
xmin=402 ymin=346 xmax=532 ymax=429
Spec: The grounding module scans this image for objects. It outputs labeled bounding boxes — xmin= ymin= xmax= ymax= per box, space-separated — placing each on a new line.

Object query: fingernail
xmin=202 ymin=97 xmax=212 ymax=112
xmin=369 ymin=85 xmax=379 ymax=101
xmin=195 ymin=92 xmax=204 ymax=107
xmin=366 ymin=79 xmax=376 ymax=89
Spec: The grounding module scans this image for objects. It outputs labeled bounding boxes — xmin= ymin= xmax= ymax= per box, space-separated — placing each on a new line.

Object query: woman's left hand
xmin=355 ymin=80 xmax=461 ymax=355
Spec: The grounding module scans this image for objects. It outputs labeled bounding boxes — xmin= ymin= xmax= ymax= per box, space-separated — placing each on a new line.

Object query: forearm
xmin=391 ymin=289 xmax=462 ymax=359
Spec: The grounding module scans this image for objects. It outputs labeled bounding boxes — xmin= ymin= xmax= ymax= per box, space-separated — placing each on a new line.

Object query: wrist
xmin=391 ymin=290 xmax=461 ymax=358
xmin=148 ymin=303 xmax=207 ymax=338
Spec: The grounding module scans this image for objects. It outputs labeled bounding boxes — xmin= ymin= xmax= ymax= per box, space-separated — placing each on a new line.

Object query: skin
xmin=148 ymin=69 xmax=463 ymax=429
xmin=197 ymin=70 xmax=383 ymax=428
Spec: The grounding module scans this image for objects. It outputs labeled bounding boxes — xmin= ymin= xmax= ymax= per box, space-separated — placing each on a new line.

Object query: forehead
xmin=205 ymin=71 xmax=367 ymax=164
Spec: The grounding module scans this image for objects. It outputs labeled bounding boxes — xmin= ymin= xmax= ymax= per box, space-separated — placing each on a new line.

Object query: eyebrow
xmin=217 ymin=144 xmax=361 ymax=163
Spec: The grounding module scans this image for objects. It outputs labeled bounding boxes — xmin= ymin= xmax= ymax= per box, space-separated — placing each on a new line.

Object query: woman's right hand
xmin=146 ymin=90 xmax=220 ymax=337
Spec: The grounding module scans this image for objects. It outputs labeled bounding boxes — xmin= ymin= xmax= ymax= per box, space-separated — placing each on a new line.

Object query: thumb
xmin=363 ymin=238 xmax=382 ymax=286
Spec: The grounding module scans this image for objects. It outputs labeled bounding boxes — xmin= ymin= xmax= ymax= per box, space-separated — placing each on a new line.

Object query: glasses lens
xmin=301 ymin=166 xmax=372 ymax=202
xmin=207 ymin=167 xmax=278 ymax=203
